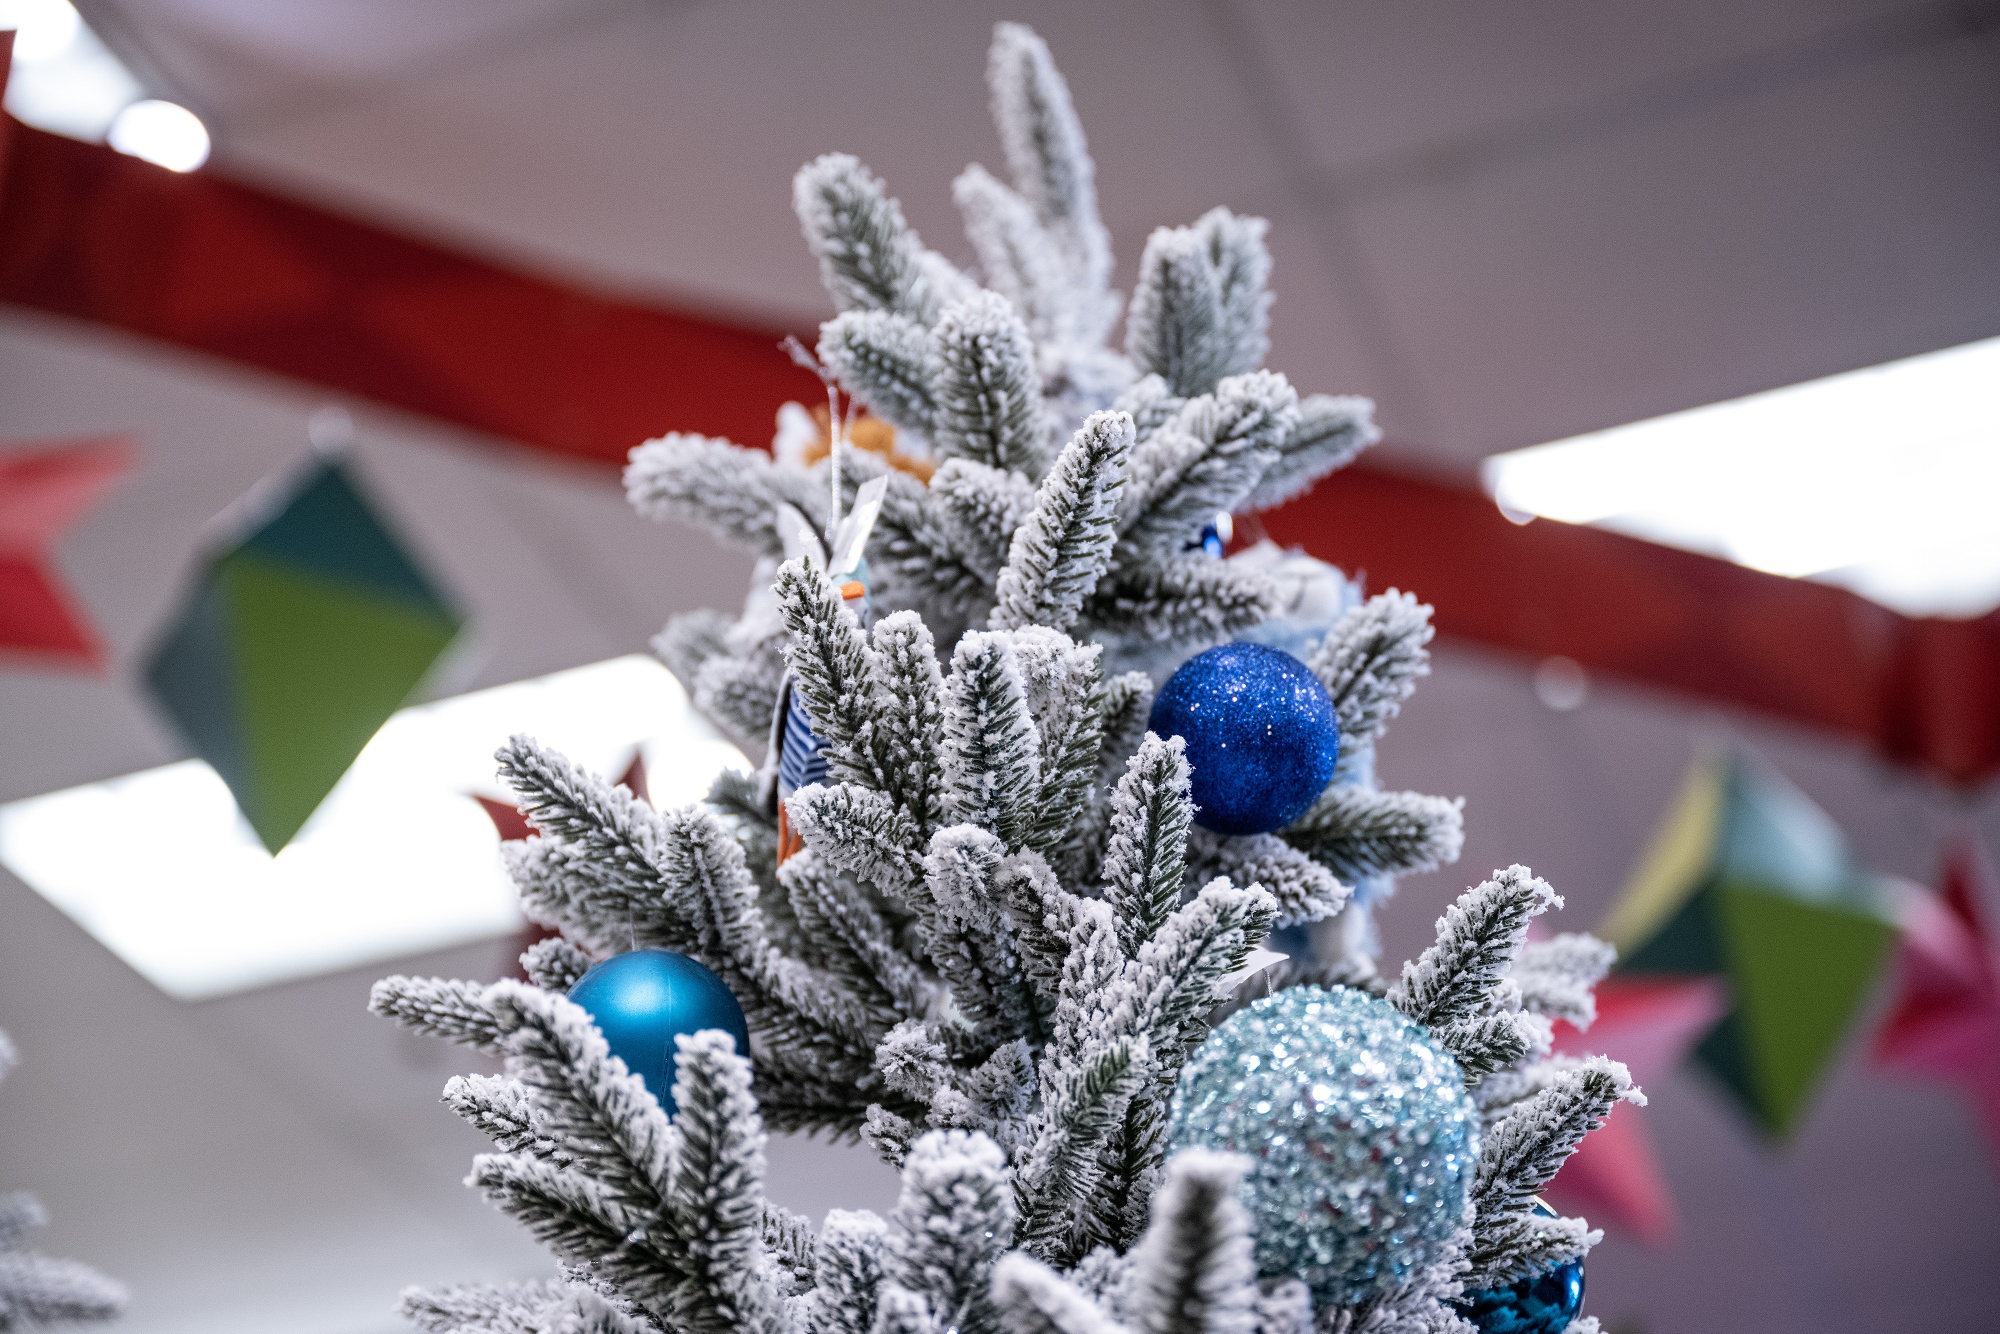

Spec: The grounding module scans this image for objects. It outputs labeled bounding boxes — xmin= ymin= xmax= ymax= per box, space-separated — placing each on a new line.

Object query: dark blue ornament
xmin=1185 ymin=512 xmax=1232 ymax=559
xmin=567 ymin=950 xmax=750 ymax=1115
xmin=1450 ymin=1202 xmax=1585 ymax=1334
xmin=1149 ymin=642 xmax=1339 ymax=835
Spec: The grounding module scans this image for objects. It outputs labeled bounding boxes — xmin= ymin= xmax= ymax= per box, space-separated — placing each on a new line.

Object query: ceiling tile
xmin=1333 ymin=33 xmax=2000 ymax=466
xmin=214 ymin=1 xmax=1289 ymax=321
xmin=1229 ymin=0 xmax=1936 ymax=175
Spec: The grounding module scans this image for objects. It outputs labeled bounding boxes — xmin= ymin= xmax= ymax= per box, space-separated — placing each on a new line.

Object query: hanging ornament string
xmin=782 ymin=334 xmax=848 ymax=554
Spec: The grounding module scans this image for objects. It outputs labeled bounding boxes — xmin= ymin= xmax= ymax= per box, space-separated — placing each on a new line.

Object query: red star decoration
xmin=1871 ymin=838 xmax=2000 ymax=1160
xmin=1543 ymin=973 xmax=1728 ymax=1244
xmin=0 ymin=437 xmax=135 ymax=671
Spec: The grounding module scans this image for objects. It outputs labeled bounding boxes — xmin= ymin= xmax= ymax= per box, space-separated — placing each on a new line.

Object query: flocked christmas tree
xmin=374 ymin=24 xmax=1635 ymax=1334
xmin=0 ymin=1030 xmax=125 ymax=1330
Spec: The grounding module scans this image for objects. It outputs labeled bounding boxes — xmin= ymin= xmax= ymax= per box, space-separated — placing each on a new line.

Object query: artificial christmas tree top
xmin=374 ymin=23 xmax=1629 ymax=1334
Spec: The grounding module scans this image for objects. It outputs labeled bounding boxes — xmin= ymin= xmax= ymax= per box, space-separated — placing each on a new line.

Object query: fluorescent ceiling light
xmin=3 ymin=0 xmax=208 ymax=167
xmin=1 ymin=0 xmax=142 ymax=140
xmin=1482 ymin=336 xmax=2000 ymax=618
xmin=0 ymin=656 xmax=745 ymax=1001
xmin=107 ymin=97 xmax=209 ymax=171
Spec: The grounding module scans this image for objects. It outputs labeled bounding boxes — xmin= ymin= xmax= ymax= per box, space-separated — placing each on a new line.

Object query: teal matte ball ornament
xmin=1451 ymin=1201 xmax=1585 ymax=1334
xmin=567 ymin=950 xmax=750 ymax=1114
xmin=1167 ymin=986 xmax=1479 ymax=1306
xmin=1149 ymin=641 xmax=1339 ymax=835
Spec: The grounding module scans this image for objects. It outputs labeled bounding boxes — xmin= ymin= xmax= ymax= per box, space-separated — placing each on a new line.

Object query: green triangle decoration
xmin=143 ymin=455 xmax=463 ymax=852
xmin=1603 ymin=751 xmax=1898 ymax=1139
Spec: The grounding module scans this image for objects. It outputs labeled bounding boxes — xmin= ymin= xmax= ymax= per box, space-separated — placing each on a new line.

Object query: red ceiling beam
xmin=1261 ymin=469 xmax=1999 ymax=786
xmin=0 ymin=119 xmax=822 ymax=465
xmin=1 ymin=117 xmax=1994 ymax=784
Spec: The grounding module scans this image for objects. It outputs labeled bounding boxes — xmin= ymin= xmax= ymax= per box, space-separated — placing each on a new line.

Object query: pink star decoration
xmin=1543 ymin=973 xmax=1728 ymax=1244
xmin=1871 ymin=837 xmax=2000 ymax=1160
xmin=0 ymin=437 xmax=134 ymax=670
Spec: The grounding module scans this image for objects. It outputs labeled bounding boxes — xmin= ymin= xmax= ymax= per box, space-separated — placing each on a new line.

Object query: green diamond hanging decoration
xmin=1601 ymin=751 xmax=1899 ymax=1139
xmin=144 ymin=455 xmax=464 ymax=852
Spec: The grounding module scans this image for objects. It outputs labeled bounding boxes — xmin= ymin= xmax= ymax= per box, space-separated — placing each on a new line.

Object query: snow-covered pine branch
xmin=932 ymin=459 xmax=1039 ymax=581
xmin=779 ymin=851 xmax=931 ymax=1026
xmin=625 ymin=433 xmax=826 ymax=557
xmin=1125 ymin=210 xmax=1272 ymax=400
xmin=653 ymin=607 xmax=731 ymax=694
xmin=954 ymin=164 xmax=1077 ymax=346
xmin=1510 ymin=935 xmax=1617 ymax=1030
xmin=539 ymin=1287 xmax=659 ymax=1334
xmin=1472 ymin=1056 xmax=1637 ymax=1236
xmin=788 ymin=782 xmax=926 ymax=897
xmin=1115 ymin=372 xmax=1297 ymax=562
xmin=794 ymin=153 xmax=971 ymax=325
xmin=0 ymin=1182 xmax=125 ymax=1331
xmin=1281 ymin=787 xmax=1464 ymax=884
xmin=991 ymin=1252 xmax=1130 ymax=1334
xmin=523 ymin=936 xmax=594 ymax=993
xmin=489 ymin=982 xmax=677 ymax=1219
xmin=1390 ymin=867 xmax=1561 ymax=1079
xmin=1184 ymin=828 xmax=1350 ymax=929
xmin=882 ymin=1130 xmax=1017 ymax=1334
xmin=772 ymin=561 xmax=895 ymax=794
xmin=940 ymin=631 xmax=1043 ymax=849
xmin=1084 ymin=557 xmax=1278 ymax=650
xmin=1099 ymin=735 xmax=1194 ymax=958
xmin=807 ymin=1211 xmax=890 ymax=1334
xmin=1239 ymin=394 xmax=1381 ymax=513
xmin=986 ymin=22 xmax=1117 ymax=344
xmin=992 ymin=411 xmax=1133 ymax=634
xmin=1126 ymin=1151 xmax=1258 ymax=1334
xmin=495 ymin=737 xmax=674 ymax=929
xmin=1012 ymin=628 xmax=1110 ymax=857
xmin=1308 ymin=593 xmax=1435 ymax=748
xmin=869 ymin=466 xmax=996 ymax=622
xmin=370 ymin=975 xmax=506 ymax=1053
xmin=818 ymin=310 xmax=938 ymax=437
xmin=930 ymin=292 xmax=1050 ymax=478
xmin=442 ymin=1073 xmax=565 ymax=1162
xmin=399 ymin=1278 xmax=567 ymax=1334
xmin=665 ymin=1031 xmax=788 ymax=1334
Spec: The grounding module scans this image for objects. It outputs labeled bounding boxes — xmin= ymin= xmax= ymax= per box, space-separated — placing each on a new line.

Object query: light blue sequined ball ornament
xmin=1149 ymin=642 xmax=1339 ymax=835
xmin=1167 ymin=986 xmax=1479 ymax=1306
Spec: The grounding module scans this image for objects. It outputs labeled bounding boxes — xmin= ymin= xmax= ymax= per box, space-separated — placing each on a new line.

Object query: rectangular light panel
xmin=0 ymin=656 xmax=746 ymax=1000
xmin=1482 ymin=336 xmax=2000 ymax=618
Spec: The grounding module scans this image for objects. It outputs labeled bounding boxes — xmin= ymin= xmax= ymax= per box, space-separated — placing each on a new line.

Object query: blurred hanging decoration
xmin=143 ymin=449 xmax=464 ymax=853
xmin=1542 ymin=973 xmax=1727 ymax=1242
xmin=1600 ymin=750 xmax=1899 ymax=1138
xmin=774 ymin=400 xmax=936 ymax=482
xmin=0 ymin=436 xmax=134 ymax=670
xmin=1871 ymin=837 xmax=2000 ymax=1160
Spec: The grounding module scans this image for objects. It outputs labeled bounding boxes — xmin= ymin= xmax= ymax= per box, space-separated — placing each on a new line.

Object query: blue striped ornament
xmin=778 ymin=689 xmax=830 ymax=794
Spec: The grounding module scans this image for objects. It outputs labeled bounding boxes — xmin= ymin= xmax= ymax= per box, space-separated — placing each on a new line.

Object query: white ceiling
xmin=4 ymin=4 xmax=2000 ymax=1333
xmin=71 ymin=0 xmax=2000 ymax=466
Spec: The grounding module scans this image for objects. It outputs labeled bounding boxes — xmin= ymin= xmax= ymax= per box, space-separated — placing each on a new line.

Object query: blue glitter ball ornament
xmin=1167 ymin=986 xmax=1479 ymax=1307
xmin=1149 ymin=642 xmax=1339 ymax=834
xmin=567 ymin=950 xmax=750 ymax=1115
xmin=1451 ymin=1201 xmax=1584 ymax=1334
